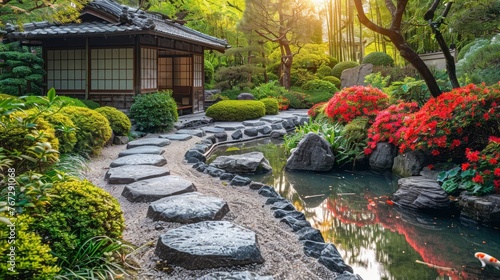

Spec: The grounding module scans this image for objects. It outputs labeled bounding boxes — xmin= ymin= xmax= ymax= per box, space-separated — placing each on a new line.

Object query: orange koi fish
xmin=475 ymin=252 xmax=500 ymax=270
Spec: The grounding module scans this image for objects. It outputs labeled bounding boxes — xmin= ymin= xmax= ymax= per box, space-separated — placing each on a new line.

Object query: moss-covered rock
xmin=95 ymin=106 xmax=131 ymax=136
xmin=205 ymin=100 xmax=266 ymax=121
xmin=60 ymin=106 xmax=112 ymax=156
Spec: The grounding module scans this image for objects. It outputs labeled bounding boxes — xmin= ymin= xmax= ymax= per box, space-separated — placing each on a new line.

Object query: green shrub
xmin=251 ymin=80 xmax=289 ymax=100
xmin=283 ymin=91 xmax=309 ymax=109
xmin=336 ymin=117 xmax=370 ymax=168
xmin=291 ymin=68 xmax=316 ymax=87
xmin=205 ymin=59 xmax=215 ymax=85
xmin=331 ymin=61 xmax=359 ymax=78
xmin=0 ymin=93 xmax=18 ymax=101
xmin=302 ymin=79 xmax=338 ymax=95
xmin=220 ymin=87 xmax=244 ymax=100
xmin=0 ymin=215 xmax=60 ymax=280
xmin=95 ymin=106 xmax=131 ymax=136
xmin=260 ymin=98 xmax=279 ymax=115
xmin=42 ymin=111 xmax=77 ymax=154
xmin=205 ymin=100 xmax=266 ymax=121
xmin=364 ymin=72 xmax=391 ymax=90
xmin=24 ymin=95 xmax=87 ymax=109
xmin=60 ymin=106 xmax=112 ymax=156
xmin=456 ymin=36 xmax=500 ymax=85
xmin=362 ymin=52 xmax=394 ymax=66
xmin=80 ymin=99 xmax=101 ymax=109
xmin=33 ymin=179 xmax=124 ymax=261
xmin=306 ymin=91 xmax=335 ymax=106
xmin=130 ymin=91 xmax=178 ymax=133
xmin=322 ymin=76 xmax=341 ymax=89
xmin=316 ymin=64 xmax=332 ymax=79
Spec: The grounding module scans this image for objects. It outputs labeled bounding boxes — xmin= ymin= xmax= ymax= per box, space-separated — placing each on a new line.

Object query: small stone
xmin=230 ymin=175 xmax=252 ymax=186
xmin=249 ymin=182 xmax=265 ymax=190
xmin=244 ymin=127 xmax=259 ymax=137
xmin=214 ymin=132 xmax=228 ymax=141
xmin=203 ymin=127 xmax=225 ymax=134
xmin=220 ymin=173 xmax=235 ymax=181
xmin=258 ymin=186 xmax=280 ymax=198
xmin=243 ymin=120 xmax=266 ymax=127
xmin=296 ymin=227 xmax=324 ymax=243
xmin=113 ymin=135 xmax=129 ymax=145
xmin=257 ymin=125 xmax=272 ymax=135
xmin=231 ymin=129 xmax=243 ymax=140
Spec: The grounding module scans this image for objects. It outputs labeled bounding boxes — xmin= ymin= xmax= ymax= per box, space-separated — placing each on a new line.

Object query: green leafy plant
xmin=95 ymin=106 xmax=131 ymax=136
xmin=364 ymin=72 xmax=391 ymax=90
xmin=321 ymin=76 xmax=341 ymax=89
xmin=336 ymin=117 xmax=369 ymax=169
xmin=205 ymin=100 xmax=266 ymax=121
xmin=60 ymin=106 xmax=112 ymax=156
xmin=24 ymin=95 xmax=88 ymax=109
xmin=42 ymin=111 xmax=77 ymax=154
xmin=362 ymin=52 xmax=394 ymax=66
xmin=129 ymin=90 xmax=178 ymax=133
xmin=316 ymin=64 xmax=332 ymax=79
xmin=260 ymin=98 xmax=279 ymax=115
xmin=80 ymin=99 xmax=101 ymax=109
xmin=438 ymin=137 xmax=500 ymax=196
xmin=250 ymin=80 xmax=289 ymax=100
xmin=301 ymin=79 xmax=338 ymax=95
xmin=284 ymin=119 xmax=343 ymax=154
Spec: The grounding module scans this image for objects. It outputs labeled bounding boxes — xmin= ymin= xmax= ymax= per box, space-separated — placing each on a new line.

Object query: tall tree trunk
xmin=280 ymin=42 xmax=293 ymax=89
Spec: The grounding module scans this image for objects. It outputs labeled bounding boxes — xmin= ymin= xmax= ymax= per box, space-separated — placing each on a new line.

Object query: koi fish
xmin=475 ymin=252 xmax=500 ymax=270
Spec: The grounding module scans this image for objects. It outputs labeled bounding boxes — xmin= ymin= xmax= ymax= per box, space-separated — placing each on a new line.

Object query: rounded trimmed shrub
xmin=325 ymin=86 xmax=389 ymax=124
xmin=316 ymin=64 xmax=332 ymax=79
xmin=260 ymin=98 xmax=279 ymax=115
xmin=205 ymin=100 xmax=266 ymax=121
xmin=42 ymin=111 xmax=77 ymax=154
xmin=0 ymin=215 xmax=60 ymax=279
xmin=60 ymin=106 xmax=112 ymax=156
xmin=130 ymin=91 xmax=178 ymax=132
xmin=362 ymin=52 xmax=394 ymax=66
xmin=95 ymin=106 xmax=131 ymax=136
xmin=302 ymin=79 xmax=338 ymax=94
xmin=32 ymin=179 xmax=124 ymax=261
xmin=80 ymin=99 xmax=101 ymax=109
xmin=331 ymin=61 xmax=360 ymax=78
xmin=322 ymin=76 xmax=341 ymax=89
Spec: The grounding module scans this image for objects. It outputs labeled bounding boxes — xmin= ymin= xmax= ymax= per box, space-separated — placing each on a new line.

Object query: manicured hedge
xmin=260 ymin=98 xmax=279 ymax=115
xmin=205 ymin=100 xmax=266 ymax=121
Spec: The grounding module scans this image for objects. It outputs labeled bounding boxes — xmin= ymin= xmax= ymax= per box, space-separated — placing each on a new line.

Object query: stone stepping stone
xmin=176 ymin=129 xmax=205 ymax=137
xmin=202 ymin=127 xmax=225 ymax=134
xmin=127 ymin=138 xmax=171 ymax=148
xmin=214 ymin=124 xmax=245 ymax=131
xmin=159 ymin=134 xmax=193 ymax=141
xmin=147 ymin=192 xmax=229 ymax=223
xmin=105 ymin=165 xmax=170 ymax=184
xmin=109 ymin=154 xmax=167 ymax=168
xmin=155 ymin=221 xmax=264 ymax=269
xmin=260 ymin=116 xmax=283 ymax=123
xmin=242 ymin=120 xmax=266 ymax=127
xmin=122 ymin=176 xmax=197 ymax=202
xmin=198 ymin=271 xmax=274 ymax=280
xmin=118 ymin=146 xmax=164 ymax=157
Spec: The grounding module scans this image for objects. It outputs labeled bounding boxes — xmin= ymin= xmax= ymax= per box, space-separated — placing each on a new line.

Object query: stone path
xmin=103 ymin=111 xmax=357 ymax=279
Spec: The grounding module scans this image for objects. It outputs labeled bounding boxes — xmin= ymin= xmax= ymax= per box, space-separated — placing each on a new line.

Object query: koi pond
xmin=207 ymin=138 xmax=500 ymax=280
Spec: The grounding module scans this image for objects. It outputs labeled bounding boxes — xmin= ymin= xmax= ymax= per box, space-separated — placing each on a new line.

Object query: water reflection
xmin=209 ymin=139 xmax=500 ymax=279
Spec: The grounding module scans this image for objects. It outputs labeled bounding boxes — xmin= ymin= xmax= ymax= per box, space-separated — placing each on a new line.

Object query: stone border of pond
xmin=182 ymin=112 xmax=362 ymax=279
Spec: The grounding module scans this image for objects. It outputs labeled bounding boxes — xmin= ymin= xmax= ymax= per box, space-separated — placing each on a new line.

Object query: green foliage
xmin=284 ymin=119 xmax=343 ymax=154
xmin=386 ymin=77 xmax=435 ymax=106
xmin=336 ymin=117 xmax=369 ymax=168
xmin=260 ymin=98 xmax=279 ymax=115
xmin=301 ymin=79 xmax=338 ymax=95
xmin=250 ymin=80 xmax=289 ymax=100
xmin=322 ymin=76 xmax=341 ymax=89
xmin=60 ymin=106 xmax=112 ymax=156
xmin=204 ymin=59 xmax=215 ymax=86
xmin=129 ymin=91 xmax=178 ymax=133
xmin=316 ymin=64 xmax=332 ymax=79
xmin=95 ymin=106 xmax=131 ymax=136
xmin=364 ymin=72 xmax=391 ymax=90
xmin=205 ymin=100 xmax=266 ymax=121
xmin=33 ymin=179 xmax=124 ymax=262
xmin=283 ymin=91 xmax=309 ymax=109
xmin=40 ymin=111 xmax=77 ymax=154
xmin=362 ymin=52 xmax=394 ymax=66
xmin=214 ymin=64 xmax=261 ymax=90
xmin=291 ymin=44 xmax=335 ymax=72
xmin=331 ymin=61 xmax=359 ymax=78
xmin=0 ymin=43 xmax=45 ymax=96
xmin=80 ymin=99 xmax=101 ymax=110
xmin=24 ymin=95 xmax=87 ymax=109
xmin=0 ymin=215 xmax=60 ymax=280
xmin=220 ymin=87 xmax=245 ymax=100
xmin=456 ymin=36 xmax=500 ymax=86
xmin=290 ymin=68 xmax=316 ymax=87
xmin=46 ymin=153 xmax=89 ymax=180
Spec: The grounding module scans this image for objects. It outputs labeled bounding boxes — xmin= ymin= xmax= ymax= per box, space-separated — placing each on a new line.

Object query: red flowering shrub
xmin=438 ymin=136 xmax=500 ymax=195
xmin=307 ymin=102 xmax=327 ymax=120
xmin=277 ymin=96 xmax=290 ymax=111
xmin=399 ymin=83 xmax=500 ymax=161
xmin=365 ymin=102 xmax=419 ymax=155
xmin=325 ymin=86 xmax=389 ymax=125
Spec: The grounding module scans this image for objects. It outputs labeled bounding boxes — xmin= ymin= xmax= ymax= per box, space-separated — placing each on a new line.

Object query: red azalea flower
xmin=466 ymin=149 xmax=480 ymax=162
xmin=472 ymin=174 xmax=484 ymax=184
xmin=489 ymin=136 xmax=500 ymax=143
xmin=494 ymin=168 xmax=500 ymax=177
xmin=462 ymin=163 xmax=470 ymax=171
xmin=431 ymin=149 xmax=440 ymax=156
xmin=490 ymin=158 xmax=498 ymax=165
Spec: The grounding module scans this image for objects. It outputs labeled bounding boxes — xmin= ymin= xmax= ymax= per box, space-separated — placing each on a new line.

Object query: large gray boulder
xmin=121 ymin=176 xmax=196 ymax=202
xmin=458 ymin=194 xmax=500 ymax=226
xmin=285 ymin=133 xmax=334 ymax=172
xmin=369 ymin=142 xmax=397 ymax=172
xmin=155 ymin=221 xmax=264 ymax=269
xmin=147 ymin=192 xmax=229 ymax=223
xmin=392 ymin=150 xmax=428 ymax=177
xmin=210 ymin=152 xmax=272 ymax=174
xmin=392 ymin=176 xmax=451 ymax=212
xmin=340 ymin=64 xmax=373 ymax=88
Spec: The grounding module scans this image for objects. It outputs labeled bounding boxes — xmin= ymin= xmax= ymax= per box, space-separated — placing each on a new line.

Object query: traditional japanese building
xmin=3 ymin=0 xmax=229 ymax=113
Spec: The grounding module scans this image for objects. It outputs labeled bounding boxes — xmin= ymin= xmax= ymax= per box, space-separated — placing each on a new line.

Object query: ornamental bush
xmin=205 ymin=100 xmax=266 ymax=121
xmin=325 ymin=86 xmax=389 ymax=125
xmin=0 ymin=215 xmax=60 ymax=280
xmin=260 ymin=98 xmax=279 ymax=115
xmin=322 ymin=76 xmax=341 ymax=89
xmin=331 ymin=61 xmax=359 ymax=78
xmin=95 ymin=106 xmax=131 ymax=136
xmin=80 ymin=99 xmax=101 ymax=109
xmin=33 ymin=179 xmax=124 ymax=261
xmin=283 ymin=91 xmax=309 ymax=109
xmin=438 ymin=136 xmax=500 ymax=196
xmin=301 ymin=79 xmax=338 ymax=95
xmin=251 ymin=80 xmax=288 ymax=100
xmin=130 ymin=91 xmax=178 ymax=132
xmin=316 ymin=64 xmax=332 ymax=79
xmin=307 ymin=102 xmax=328 ymax=120
xmin=399 ymin=83 xmax=500 ymax=161
xmin=42 ymin=111 xmax=77 ymax=154
xmin=362 ymin=52 xmax=394 ymax=66
xmin=365 ymin=102 xmax=419 ymax=155
xmin=60 ymin=106 xmax=112 ymax=156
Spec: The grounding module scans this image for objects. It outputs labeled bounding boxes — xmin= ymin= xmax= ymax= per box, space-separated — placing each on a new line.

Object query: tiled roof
xmin=3 ymin=0 xmax=229 ymax=51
